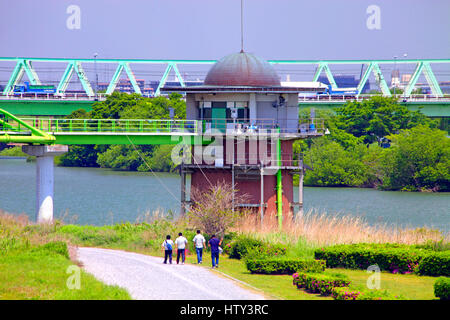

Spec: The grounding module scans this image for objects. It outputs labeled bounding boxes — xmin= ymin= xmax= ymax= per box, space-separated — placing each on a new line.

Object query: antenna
xmin=240 ymin=0 xmax=244 ymax=53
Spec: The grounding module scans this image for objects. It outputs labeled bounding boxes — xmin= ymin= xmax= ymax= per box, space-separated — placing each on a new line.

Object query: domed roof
xmin=204 ymin=51 xmax=280 ymax=87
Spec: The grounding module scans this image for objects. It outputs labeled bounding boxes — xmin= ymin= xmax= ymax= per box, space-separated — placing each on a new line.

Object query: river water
xmin=0 ymin=158 xmax=448 ymax=232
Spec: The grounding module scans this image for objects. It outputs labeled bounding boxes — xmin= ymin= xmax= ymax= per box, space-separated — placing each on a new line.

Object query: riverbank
xmin=1 ymin=210 xmax=448 ymax=300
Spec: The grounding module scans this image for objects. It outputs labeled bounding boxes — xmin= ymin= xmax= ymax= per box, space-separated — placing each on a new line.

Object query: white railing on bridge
xmin=1 ymin=93 xmax=450 ymax=103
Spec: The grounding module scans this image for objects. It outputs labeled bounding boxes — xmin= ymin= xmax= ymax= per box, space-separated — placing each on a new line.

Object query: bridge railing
xmin=298 ymin=94 xmax=450 ymax=102
xmin=16 ymin=118 xmax=200 ymax=135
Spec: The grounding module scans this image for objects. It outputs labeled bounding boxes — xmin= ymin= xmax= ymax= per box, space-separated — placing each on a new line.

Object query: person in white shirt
xmin=175 ymin=232 xmax=188 ymax=264
xmin=192 ymin=230 xmax=206 ymax=264
xmin=161 ymin=235 xmax=174 ymax=264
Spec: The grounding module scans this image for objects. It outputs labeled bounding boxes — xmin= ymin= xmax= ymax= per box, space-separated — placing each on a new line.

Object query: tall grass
xmin=234 ymin=209 xmax=448 ymax=247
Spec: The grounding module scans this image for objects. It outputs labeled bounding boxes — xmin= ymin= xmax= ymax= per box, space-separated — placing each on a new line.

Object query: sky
xmin=0 ymin=0 xmax=449 ymax=61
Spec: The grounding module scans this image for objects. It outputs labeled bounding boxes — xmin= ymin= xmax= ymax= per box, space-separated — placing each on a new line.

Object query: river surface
xmin=0 ymin=158 xmax=448 ymax=232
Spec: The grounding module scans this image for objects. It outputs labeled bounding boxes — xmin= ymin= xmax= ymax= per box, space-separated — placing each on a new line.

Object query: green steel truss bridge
xmin=0 ymin=57 xmax=449 ymax=117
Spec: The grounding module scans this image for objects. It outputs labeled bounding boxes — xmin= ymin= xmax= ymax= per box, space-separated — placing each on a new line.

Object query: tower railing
xmin=202 ymin=117 xmax=325 ymax=135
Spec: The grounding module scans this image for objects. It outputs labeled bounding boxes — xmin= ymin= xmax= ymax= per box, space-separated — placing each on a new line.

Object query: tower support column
xmin=22 ymin=145 xmax=68 ymax=223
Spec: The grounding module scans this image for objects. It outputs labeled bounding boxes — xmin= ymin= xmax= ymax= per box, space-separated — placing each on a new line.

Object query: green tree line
xmin=60 ymin=93 xmax=449 ymax=191
xmin=295 ymin=96 xmax=449 ymax=191
xmin=59 ymin=92 xmax=184 ymax=172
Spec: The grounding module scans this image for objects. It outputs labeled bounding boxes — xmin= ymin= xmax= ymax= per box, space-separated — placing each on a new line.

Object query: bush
xmin=246 ymin=258 xmax=325 ymax=275
xmin=331 ymin=287 xmax=403 ymax=300
xmin=228 ymin=236 xmax=287 ymax=259
xmin=314 ymin=243 xmax=430 ymax=274
xmin=293 ymin=272 xmax=350 ymax=296
xmin=434 ymin=277 xmax=450 ymax=300
xmin=417 ymin=252 xmax=450 ymax=277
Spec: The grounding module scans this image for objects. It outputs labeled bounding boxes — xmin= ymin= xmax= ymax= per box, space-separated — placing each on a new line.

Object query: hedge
xmin=314 ymin=244 xmax=431 ymax=274
xmin=293 ymin=272 xmax=350 ymax=296
xmin=417 ymin=252 xmax=450 ymax=277
xmin=331 ymin=287 xmax=403 ymax=300
xmin=246 ymin=258 xmax=325 ymax=275
xmin=434 ymin=277 xmax=450 ymax=300
xmin=226 ymin=236 xmax=287 ymax=259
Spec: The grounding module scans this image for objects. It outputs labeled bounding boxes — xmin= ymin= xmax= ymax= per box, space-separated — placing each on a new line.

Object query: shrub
xmin=314 ymin=243 xmax=430 ymax=274
xmin=434 ymin=277 xmax=450 ymax=300
xmin=246 ymin=259 xmax=325 ymax=275
xmin=331 ymin=287 xmax=403 ymax=300
xmin=293 ymin=272 xmax=350 ymax=296
xmin=417 ymin=252 xmax=450 ymax=277
xmin=228 ymin=236 xmax=287 ymax=259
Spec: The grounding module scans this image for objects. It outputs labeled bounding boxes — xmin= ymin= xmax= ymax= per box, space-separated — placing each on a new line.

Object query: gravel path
xmin=77 ymin=247 xmax=266 ymax=300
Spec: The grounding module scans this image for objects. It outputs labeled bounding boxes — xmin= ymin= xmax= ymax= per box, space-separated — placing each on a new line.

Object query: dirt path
xmin=77 ymin=247 xmax=266 ymax=300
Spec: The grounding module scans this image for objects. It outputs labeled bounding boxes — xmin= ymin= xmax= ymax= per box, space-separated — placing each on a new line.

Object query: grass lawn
xmin=179 ymin=252 xmax=439 ymax=300
xmin=0 ymin=246 xmax=131 ymax=300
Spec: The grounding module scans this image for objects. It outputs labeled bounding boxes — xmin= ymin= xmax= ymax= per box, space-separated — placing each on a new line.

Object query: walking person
xmin=162 ymin=235 xmax=174 ymax=264
xmin=208 ymin=234 xmax=223 ymax=269
xmin=175 ymin=232 xmax=188 ymax=265
xmin=192 ymin=230 xmax=206 ymax=264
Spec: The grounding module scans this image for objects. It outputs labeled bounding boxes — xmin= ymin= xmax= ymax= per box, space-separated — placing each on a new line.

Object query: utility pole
xmin=94 ymin=52 xmax=98 ymax=100
xmin=393 ymin=55 xmax=398 ymax=96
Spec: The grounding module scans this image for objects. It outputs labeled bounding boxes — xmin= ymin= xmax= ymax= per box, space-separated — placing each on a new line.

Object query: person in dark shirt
xmin=208 ymin=234 xmax=222 ymax=268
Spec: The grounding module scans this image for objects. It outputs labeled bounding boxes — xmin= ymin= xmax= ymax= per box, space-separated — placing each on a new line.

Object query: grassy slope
xmin=0 ymin=244 xmax=131 ymax=300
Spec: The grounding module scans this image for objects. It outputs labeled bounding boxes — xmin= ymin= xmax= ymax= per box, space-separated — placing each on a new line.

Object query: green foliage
xmin=246 ymin=259 xmax=326 ymax=275
xmin=0 ymin=146 xmax=27 ymax=157
xmin=119 ymin=93 xmax=186 ymax=120
xmin=302 ymin=138 xmax=379 ymax=187
xmin=227 ymin=235 xmax=287 ymax=259
xmin=31 ymin=241 xmax=69 ymax=259
xmin=333 ymin=96 xmax=434 ymax=144
xmin=59 ymin=145 xmax=105 ymax=167
xmin=434 ymin=277 xmax=450 ymax=300
xmin=142 ymin=145 xmax=176 ymax=172
xmin=314 ymin=243 xmax=431 ymax=274
xmin=58 ymin=92 xmax=186 ymax=172
xmin=293 ymin=272 xmax=350 ymax=295
xmin=65 ymin=108 xmax=90 ymax=119
xmin=97 ymin=145 xmax=144 ymax=171
xmin=417 ymin=251 xmax=450 ymax=277
xmin=379 ymin=125 xmax=450 ymax=191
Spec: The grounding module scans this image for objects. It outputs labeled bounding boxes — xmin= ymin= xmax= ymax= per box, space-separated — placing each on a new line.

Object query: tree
xmin=97 ymin=145 xmax=145 ymax=171
xmin=333 ymin=96 xmax=434 ymax=144
xmin=187 ymin=181 xmax=250 ymax=236
xmin=302 ymin=138 xmax=380 ymax=187
xmin=143 ymin=145 xmax=177 ymax=172
xmin=379 ymin=125 xmax=450 ymax=191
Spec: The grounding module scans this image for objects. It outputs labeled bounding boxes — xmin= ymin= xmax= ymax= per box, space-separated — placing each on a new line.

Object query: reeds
xmin=234 ymin=209 xmax=448 ymax=247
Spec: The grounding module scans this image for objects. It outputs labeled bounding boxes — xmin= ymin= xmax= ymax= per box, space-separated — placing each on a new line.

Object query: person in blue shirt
xmin=208 ymin=234 xmax=223 ymax=268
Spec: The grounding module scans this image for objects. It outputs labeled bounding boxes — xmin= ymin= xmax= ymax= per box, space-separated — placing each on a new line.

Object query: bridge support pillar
xmin=22 ymin=145 xmax=68 ymax=223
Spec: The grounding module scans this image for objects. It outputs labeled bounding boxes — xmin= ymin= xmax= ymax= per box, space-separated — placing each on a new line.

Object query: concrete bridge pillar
xmin=22 ymin=145 xmax=68 ymax=223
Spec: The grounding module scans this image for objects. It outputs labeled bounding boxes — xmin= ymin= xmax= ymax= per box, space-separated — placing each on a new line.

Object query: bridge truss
xmin=0 ymin=57 xmax=449 ymax=98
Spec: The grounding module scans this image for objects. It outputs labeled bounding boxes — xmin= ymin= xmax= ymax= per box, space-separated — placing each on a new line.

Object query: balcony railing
xmin=201 ymin=118 xmax=325 ymax=135
xmin=12 ymin=118 xmax=199 ymax=134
